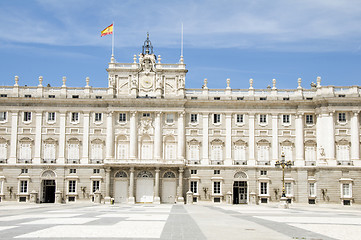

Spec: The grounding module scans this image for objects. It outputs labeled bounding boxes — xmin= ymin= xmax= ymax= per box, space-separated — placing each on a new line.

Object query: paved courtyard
xmin=0 ymin=203 xmax=360 ymax=239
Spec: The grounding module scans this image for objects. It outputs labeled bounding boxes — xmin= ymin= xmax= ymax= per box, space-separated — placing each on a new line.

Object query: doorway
xmin=42 ymin=180 xmax=56 ymax=203
xmin=233 ymin=181 xmax=247 ymax=204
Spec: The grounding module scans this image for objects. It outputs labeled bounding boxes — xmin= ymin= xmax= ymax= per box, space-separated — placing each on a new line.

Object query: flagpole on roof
xmin=112 ymin=21 xmax=115 ymax=57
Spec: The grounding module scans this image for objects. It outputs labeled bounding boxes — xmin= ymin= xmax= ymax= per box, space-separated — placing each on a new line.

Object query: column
xmin=105 ymin=112 xmax=114 ymax=161
xmin=177 ymin=112 xmax=185 ymax=160
xmin=129 ymin=112 xmax=138 ymax=159
xmin=225 ymin=113 xmax=232 ymax=165
xmin=271 ymin=114 xmax=278 ymax=165
xmin=154 ymin=112 xmax=162 ymax=160
xmin=34 ymin=112 xmax=43 ymax=164
xmin=351 ymin=112 xmax=360 ymax=162
xmin=177 ymin=168 xmax=184 ymax=203
xmin=248 ymin=114 xmax=255 ymax=165
xmin=154 ymin=168 xmax=160 ymax=204
xmin=316 ymin=114 xmax=323 ymax=162
xmin=104 ymin=167 xmax=111 ymax=203
xmin=325 ymin=112 xmax=336 ymax=165
xmin=316 ymin=112 xmax=335 ymax=165
xmin=202 ymin=113 xmax=209 ymax=165
xmin=128 ymin=167 xmax=135 ymax=204
xmin=58 ymin=112 xmax=66 ymax=164
xmin=295 ymin=114 xmax=304 ymax=166
xmin=9 ymin=112 xmax=18 ymax=164
xmin=81 ymin=111 xmax=90 ymax=164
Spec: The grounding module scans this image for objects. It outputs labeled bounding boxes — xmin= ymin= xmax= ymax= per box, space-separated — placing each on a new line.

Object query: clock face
xmin=141 ymin=78 xmax=153 ymax=88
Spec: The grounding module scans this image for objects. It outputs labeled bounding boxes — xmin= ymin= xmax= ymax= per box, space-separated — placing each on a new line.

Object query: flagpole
xmin=112 ymin=21 xmax=114 ymax=57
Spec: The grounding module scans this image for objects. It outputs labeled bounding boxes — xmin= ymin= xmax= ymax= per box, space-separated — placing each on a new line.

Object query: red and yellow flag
xmin=101 ymin=24 xmax=113 ymax=37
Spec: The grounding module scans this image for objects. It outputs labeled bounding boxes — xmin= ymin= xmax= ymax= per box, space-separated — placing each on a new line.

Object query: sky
xmin=0 ymin=0 xmax=360 ymax=89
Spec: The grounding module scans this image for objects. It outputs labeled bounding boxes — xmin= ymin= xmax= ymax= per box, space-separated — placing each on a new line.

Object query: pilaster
xmin=202 ymin=113 xmax=209 ymax=165
xmin=9 ymin=112 xmax=18 ymax=164
xmin=177 ymin=168 xmax=184 ymax=203
xmin=81 ymin=111 xmax=90 ymax=164
xmin=128 ymin=167 xmax=135 ymax=204
xmin=351 ymin=111 xmax=360 ymax=163
xmin=225 ymin=113 xmax=232 ymax=165
xmin=295 ymin=114 xmax=304 ymax=166
xmin=154 ymin=112 xmax=162 ymax=160
xmin=177 ymin=111 xmax=185 ymax=161
xmin=271 ymin=114 xmax=278 ymax=165
xmin=154 ymin=168 xmax=160 ymax=204
xmin=129 ymin=112 xmax=138 ymax=159
xmin=105 ymin=111 xmax=114 ymax=161
xmin=104 ymin=167 xmax=111 ymax=204
xmin=33 ymin=112 xmax=43 ymax=164
xmin=248 ymin=114 xmax=255 ymax=165
xmin=58 ymin=111 xmax=66 ymax=164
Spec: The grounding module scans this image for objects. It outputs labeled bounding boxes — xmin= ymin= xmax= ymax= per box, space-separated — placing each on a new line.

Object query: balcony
xmin=18 ymin=159 xmax=32 ymax=164
xmin=90 ymin=159 xmax=104 ymax=164
xmin=257 ymin=160 xmax=270 ymax=166
xmin=66 ymin=159 xmax=80 ymax=164
xmin=305 ymin=161 xmax=316 ymax=166
xmin=233 ymin=160 xmax=247 ymax=165
xmin=210 ymin=160 xmax=224 ymax=165
xmin=187 ymin=160 xmax=200 ymax=165
xmin=337 ymin=160 xmax=353 ymax=166
xmin=42 ymin=159 xmax=56 ymax=164
xmin=0 ymin=159 xmax=7 ymax=164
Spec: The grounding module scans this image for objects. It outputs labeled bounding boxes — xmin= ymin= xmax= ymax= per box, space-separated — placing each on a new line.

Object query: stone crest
xmin=138 ymin=118 xmax=154 ymax=135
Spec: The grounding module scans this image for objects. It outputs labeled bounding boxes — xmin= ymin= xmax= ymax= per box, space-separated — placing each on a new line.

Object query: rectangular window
xmin=211 ymin=145 xmax=222 ymax=160
xmin=305 ymin=115 xmax=314 ymax=124
xmin=191 ymin=97 xmax=198 ymax=100
xmin=48 ymin=95 xmax=55 ymax=98
xmin=117 ymin=143 xmax=128 ymax=159
xmin=0 ymin=112 xmax=6 ymax=121
xmin=214 ymin=97 xmax=220 ymax=100
xmin=95 ymin=113 xmax=102 ymax=122
xmin=237 ymin=97 xmax=244 ymax=100
xmin=189 ymin=145 xmax=199 ymax=160
xmin=166 ymin=113 xmax=174 ymax=123
xmin=190 ymin=169 xmax=197 ymax=175
xmin=214 ymin=170 xmax=220 ymax=175
xmin=95 ymin=96 xmax=102 ymax=99
xmin=260 ymin=97 xmax=267 ymax=101
xmin=72 ymin=95 xmax=79 ymax=99
xmin=338 ymin=113 xmax=346 ymax=122
xmin=20 ymin=180 xmax=28 ymax=193
xmin=309 ymin=183 xmax=316 ymax=196
xmin=25 ymin=95 xmax=31 ymax=98
xmin=285 ymin=182 xmax=292 ymax=196
xmin=143 ymin=113 xmax=150 ymax=117
xmin=92 ymin=180 xmax=100 ymax=193
xmin=213 ymin=181 xmax=221 ymax=194
xmin=259 ymin=114 xmax=267 ymax=123
xmin=282 ymin=115 xmax=290 ymax=124
xmin=119 ymin=113 xmax=126 ymax=122
xmin=68 ymin=180 xmax=76 ymax=193
xmin=0 ymin=94 xmax=7 ymax=97
xmin=190 ymin=181 xmax=198 ymax=194
xmin=48 ymin=112 xmax=55 ymax=122
xmin=342 ymin=183 xmax=351 ymax=197
xmin=260 ymin=170 xmax=267 ymax=176
xmin=93 ymin=169 xmax=100 ymax=174
xmin=236 ymin=114 xmax=244 ymax=123
xmin=69 ymin=169 xmax=76 ymax=174
xmin=234 ymin=145 xmax=246 ymax=161
xmin=260 ymin=182 xmax=268 ymax=195
xmin=190 ymin=114 xmax=198 ymax=123
xmin=24 ymin=112 xmax=31 ymax=122
xmin=213 ymin=114 xmax=221 ymax=124
xmin=71 ymin=112 xmax=79 ymax=122
xmin=21 ymin=169 xmax=28 ymax=174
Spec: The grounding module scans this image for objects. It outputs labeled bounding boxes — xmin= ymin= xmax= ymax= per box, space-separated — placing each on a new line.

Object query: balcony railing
xmin=337 ymin=160 xmax=353 ymax=166
xmin=66 ymin=159 xmax=80 ymax=164
xmin=187 ymin=160 xmax=200 ymax=165
xmin=210 ymin=160 xmax=224 ymax=165
xmin=257 ymin=160 xmax=270 ymax=166
xmin=18 ymin=159 xmax=32 ymax=164
xmin=0 ymin=159 xmax=7 ymax=164
xmin=305 ymin=160 xmax=316 ymax=166
xmin=233 ymin=160 xmax=247 ymax=165
xmin=90 ymin=159 xmax=103 ymax=164
xmin=42 ymin=159 xmax=56 ymax=164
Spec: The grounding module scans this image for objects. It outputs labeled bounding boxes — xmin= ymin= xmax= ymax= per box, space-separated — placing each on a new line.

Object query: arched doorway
xmin=161 ymin=171 xmax=176 ymax=203
xmin=41 ymin=170 xmax=56 ymax=203
xmin=233 ymin=171 xmax=248 ymax=204
xmin=136 ymin=171 xmax=154 ymax=203
xmin=113 ymin=171 xmax=128 ymax=203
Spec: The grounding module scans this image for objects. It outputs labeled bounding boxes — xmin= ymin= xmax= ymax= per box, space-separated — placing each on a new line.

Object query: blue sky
xmin=0 ymin=0 xmax=360 ymax=89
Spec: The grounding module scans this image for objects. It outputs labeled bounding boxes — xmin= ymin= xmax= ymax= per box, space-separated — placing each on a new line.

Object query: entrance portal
xmin=42 ymin=180 xmax=56 ymax=203
xmin=233 ymin=181 xmax=247 ymax=204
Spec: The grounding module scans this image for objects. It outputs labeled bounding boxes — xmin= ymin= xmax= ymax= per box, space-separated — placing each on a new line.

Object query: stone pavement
xmin=0 ymin=203 xmax=360 ymax=239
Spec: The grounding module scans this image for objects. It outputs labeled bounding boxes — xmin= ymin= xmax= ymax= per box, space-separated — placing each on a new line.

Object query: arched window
xmin=234 ymin=171 xmax=248 ymax=179
xmin=115 ymin=171 xmax=128 ymax=178
xmin=137 ymin=171 xmax=153 ymax=178
xmin=163 ymin=171 xmax=176 ymax=178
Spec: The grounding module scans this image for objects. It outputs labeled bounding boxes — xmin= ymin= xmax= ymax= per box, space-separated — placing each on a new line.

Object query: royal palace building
xmin=0 ymin=36 xmax=360 ymax=205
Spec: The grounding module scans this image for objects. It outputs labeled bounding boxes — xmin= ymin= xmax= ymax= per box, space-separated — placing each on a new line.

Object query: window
xmin=0 ymin=112 xmax=6 ymax=121
xmin=258 ymin=145 xmax=269 ymax=161
xmin=25 ymin=95 xmax=31 ymax=98
xmin=48 ymin=95 xmax=55 ymax=98
xmin=166 ymin=113 xmax=174 ymax=123
xmin=21 ymin=169 xmax=28 ymax=174
xmin=213 ymin=181 xmax=221 ymax=194
xmin=190 ymin=169 xmax=197 ymax=175
xmin=119 ymin=113 xmax=126 ymax=122
xmin=190 ymin=114 xmax=198 ymax=123
xmin=342 ymin=183 xmax=351 ymax=197
xmin=24 ymin=112 xmax=31 ymax=122
xmin=71 ymin=112 xmax=79 ymax=122
xmin=0 ymin=143 xmax=7 ymax=160
xmin=214 ymin=170 xmax=220 ymax=175
xmin=211 ymin=145 xmax=222 ymax=160
xmin=309 ymin=183 xmax=316 ymax=196
xmin=20 ymin=180 xmax=28 ymax=193
xmin=68 ymin=180 xmax=76 ymax=193
xmin=92 ymin=180 xmax=100 ymax=193
xmin=190 ymin=181 xmax=198 ymax=194
xmin=68 ymin=142 xmax=80 ymax=161
xmin=234 ymin=145 xmax=246 ymax=161
xmin=19 ymin=142 xmax=31 ymax=161
xmin=95 ymin=96 xmax=102 ymax=99
xmin=338 ymin=94 xmax=346 ymax=98
xmin=48 ymin=112 xmax=55 ymax=122
xmin=214 ymin=97 xmax=220 ymax=100
xmin=337 ymin=144 xmax=350 ymax=161
xmin=305 ymin=146 xmax=316 ymax=161
xmin=69 ymin=169 xmax=76 ymax=174
xmin=0 ymin=94 xmax=7 ymax=97
xmin=237 ymin=97 xmax=244 ymax=100
xmin=141 ymin=142 xmax=152 ymax=159
xmin=91 ymin=142 xmax=103 ymax=160
xmin=191 ymin=97 xmax=198 ymax=100
xmin=285 ymin=182 xmax=292 ymax=196
xmin=260 ymin=170 xmax=267 ymax=176
xmin=165 ymin=143 xmax=176 ymax=160
xmin=260 ymin=182 xmax=268 ymax=195
xmin=282 ymin=115 xmax=290 ymax=124
xmin=189 ymin=144 xmax=199 ymax=160
xmin=72 ymin=95 xmax=79 ymax=98
xmin=95 ymin=113 xmax=102 ymax=122
xmin=305 ymin=115 xmax=314 ymax=124
xmin=283 ymin=97 xmax=289 ymax=101
xmin=213 ymin=114 xmax=221 ymax=124
xmin=338 ymin=113 xmax=346 ymax=122
xmin=236 ymin=114 xmax=244 ymax=123
xmin=260 ymin=97 xmax=267 ymax=101
xmin=117 ymin=143 xmax=128 ymax=159
xmin=93 ymin=169 xmax=100 ymax=174
xmin=143 ymin=113 xmax=150 ymax=117
xmin=43 ymin=143 xmax=56 ymax=160
xmin=281 ymin=145 xmax=293 ymax=161
xmin=259 ymin=114 xmax=267 ymax=123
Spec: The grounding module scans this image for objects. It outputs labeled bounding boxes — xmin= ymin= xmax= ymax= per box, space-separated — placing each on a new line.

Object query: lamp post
xmin=275 ymin=152 xmax=292 ymax=199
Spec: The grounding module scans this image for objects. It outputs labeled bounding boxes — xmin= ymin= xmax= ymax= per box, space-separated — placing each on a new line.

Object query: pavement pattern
xmin=0 ymin=203 xmax=360 ymax=239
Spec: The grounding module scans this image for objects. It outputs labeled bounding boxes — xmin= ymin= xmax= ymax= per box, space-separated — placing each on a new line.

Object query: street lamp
xmin=275 ymin=152 xmax=292 ymax=198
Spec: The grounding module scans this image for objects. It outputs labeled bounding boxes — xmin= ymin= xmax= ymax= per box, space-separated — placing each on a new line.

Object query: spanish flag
xmin=101 ymin=24 xmax=113 ymax=37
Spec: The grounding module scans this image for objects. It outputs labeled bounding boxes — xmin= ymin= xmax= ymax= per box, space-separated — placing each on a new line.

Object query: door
xmin=42 ymin=180 xmax=56 ymax=203
xmin=233 ymin=181 xmax=247 ymax=204
xmin=161 ymin=180 xmax=176 ymax=203
xmin=114 ymin=180 xmax=128 ymax=203
xmin=136 ymin=178 xmax=154 ymax=203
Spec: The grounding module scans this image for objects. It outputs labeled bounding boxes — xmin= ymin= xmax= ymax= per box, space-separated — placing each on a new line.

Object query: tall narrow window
xmin=20 ymin=180 xmax=28 ymax=193
xmin=213 ymin=114 xmax=221 ymax=124
xmin=141 ymin=142 xmax=152 ymax=159
xmin=190 ymin=114 xmax=198 ymax=123
xmin=48 ymin=112 xmax=55 ymax=122
xmin=71 ymin=112 xmax=79 ymax=122
xmin=213 ymin=181 xmax=221 ymax=194
xmin=166 ymin=113 xmax=174 ymax=123
xmin=20 ymin=142 xmax=31 ymax=161
xmin=259 ymin=114 xmax=267 ymax=123
xmin=309 ymin=183 xmax=316 ymax=196
xmin=92 ymin=180 xmax=100 ymax=193
xmin=234 ymin=144 xmax=246 ymax=161
xmin=165 ymin=143 xmax=176 ymax=160
xmin=0 ymin=112 xmax=7 ymax=121
xmin=337 ymin=144 xmax=350 ymax=161
xmin=68 ymin=142 xmax=80 ymax=161
xmin=236 ymin=114 xmax=244 ymax=123
xmin=91 ymin=142 xmax=103 ymax=160
xmin=43 ymin=143 xmax=56 ymax=161
xmin=117 ymin=143 xmax=128 ymax=159
xmin=0 ymin=143 xmax=7 ymax=160
xmin=285 ymin=182 xmax=292 ymax=196
xmin=260 ymin=182 xmax=268 ymax=195
xmin=190 ymin=181 xmax=198 ymax=194
xmin=119 ymin=113 xmax=126 ymax=122
xmin=281 ymin=145 xmax=293 ymax=161
xmin=305 ymin=115 xmax=314 ymax=124
xmin=338 ymin=113 xmax=346 ymax=122
xmin=305 ymin=145 xmax=316 ymax=161
xmin=211 ymin=145 xmax=222 ymax=160
xmin=258 ymin=145 xmax=269 ymax=161
xmin=24 ymin=112 xmax=31 ymax=122
xmin=94 ymin=113 xmax=102 ymax=122
xmin=68 ymin=181 xmax=76 ymax=193
xmin=342 ymin=183 xmax=351 ymax=197
xmin=282 ymin=115 xmax=290 ymax=124
xmin=189 ymin=144 xmax=199 ymax=161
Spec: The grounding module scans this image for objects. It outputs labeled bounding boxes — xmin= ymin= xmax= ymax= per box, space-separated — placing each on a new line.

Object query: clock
xmin=141 ymin=78 xmax=153 ymax=88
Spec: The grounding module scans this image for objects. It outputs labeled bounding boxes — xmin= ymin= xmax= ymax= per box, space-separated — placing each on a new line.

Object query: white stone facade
xmin=0 ymin=36 xmax=360 ymax=205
